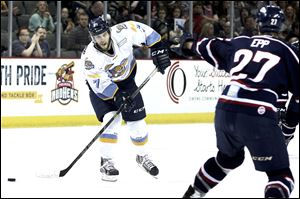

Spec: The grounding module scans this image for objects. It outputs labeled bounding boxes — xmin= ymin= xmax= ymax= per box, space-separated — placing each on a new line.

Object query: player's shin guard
xmin=186 ymin=151 xmax=245 ymax=197
xmin=127 ymin=120 xmax=149 ymax=153
xmin=265 ymin=168 xmax=294 ymax=198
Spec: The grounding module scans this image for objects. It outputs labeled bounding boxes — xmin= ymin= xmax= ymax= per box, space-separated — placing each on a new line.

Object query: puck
xmin=8 ymin=178 xmax=16 ymax=182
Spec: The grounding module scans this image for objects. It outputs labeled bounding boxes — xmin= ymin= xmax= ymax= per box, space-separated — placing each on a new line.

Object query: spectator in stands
xmin=74 ymin=7 xmax=86 ymax=25
xmin=59 ymin=7 xmax=75 ymax=34
xmin=35 ymin=26 xmax=50 ymax=57
xmin=107 ymin=1 xmax=119 ymax=25
xmin=28 ymin=1 xmax=55 ymax=33
xmin=235 ymin=7 xmax=250 ymax=35
xmin=130 ymin=1 xmax=147 ymax=22
xmin=202 ymin=1 xmax=219 ymax=23
xmin=244 ymin=1 xmax=259 ymax=16
xmin=12 ymin=26 xmax=43 ymax=57
xmin=1 ymin=1 xmax=7 ymax=15
xmin=176 ymin=1 xmax=190 ymax=19
xmin=199 ymin=21 xmax=215 ymax=38
xmin=169 ymin=5 xmax=189 ymax=45
xmin=86 ymin=1 xmax=103 ymax=21
xmin=214 ymin=15 xmax=227 ymax=37
xmin=184 ymin=3 xmax=206 ymax=40
xmin=86 ymin=1 xmax=111 ymax=22
xmin=115 ymin=6 xmax=133 ymax=24
xmin=150 ymin=2 xmax=158 ymax=20
xmin=214 ymin=1 xmax=230 ymax=21
xmin=281 ymin=4 xmax=296 ymax=32
xmin=152 ymin=7 xmax=170 ymax=41
xmin=276 ymin=1 xmax=289 ymax=12
xmin=68 ymin=12 xmax=90 ymax=54
xmin=1 ymin=1 xmax=21 ymax=16
xmin=221 ymin=21 xmax=233 ymax=38
xmin=239 ymin=15 xmax=258 ymax=37
xmin=285 ymin=21 xmax=299 ymax=43
xmin=167 ymin=5 xmax=183 ymax=31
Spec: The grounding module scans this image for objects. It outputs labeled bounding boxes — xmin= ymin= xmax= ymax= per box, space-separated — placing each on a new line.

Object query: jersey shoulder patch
xmin=84 ymin=57 xmax=94 ymax=70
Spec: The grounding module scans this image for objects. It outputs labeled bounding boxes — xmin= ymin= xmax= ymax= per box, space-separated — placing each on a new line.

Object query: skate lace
xmin=103 ymin=159 xmax=116 ymax=170
xmin=142 ymin=155 xmax=155 ymax=170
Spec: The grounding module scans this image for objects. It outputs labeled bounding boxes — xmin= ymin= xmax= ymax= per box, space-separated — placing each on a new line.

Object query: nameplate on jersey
xmin=250 ymin=39 xmax=270 ymax=48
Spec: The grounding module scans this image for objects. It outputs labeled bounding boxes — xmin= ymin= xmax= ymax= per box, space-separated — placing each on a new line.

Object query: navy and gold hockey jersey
xmin=193 ymin=35 xmax=299 ymax=119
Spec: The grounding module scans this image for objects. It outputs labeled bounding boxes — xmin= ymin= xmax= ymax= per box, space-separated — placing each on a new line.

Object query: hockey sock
xmin=193 ymin=150 xmax=245 ymax=194
xmin=193 ymin=157 xmax=229 ymax=194
xmin=265 ymin=168 xmax=294 ymax=198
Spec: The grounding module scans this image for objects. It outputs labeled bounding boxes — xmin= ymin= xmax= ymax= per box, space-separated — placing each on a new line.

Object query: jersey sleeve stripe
xmin=145 ymin=31 xmax=161 ymax=47
xmin=95 ymin=83 xmax=118 ymax=100
xmin=206 ymin=39 xmax=219 ymax=69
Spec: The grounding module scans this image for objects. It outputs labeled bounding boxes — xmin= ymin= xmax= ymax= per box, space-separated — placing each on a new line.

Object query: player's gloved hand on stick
xmin=113 ymin=90 xmax=135 ymax=112
xmin=151 ymin=41 xmax=171 ymax=75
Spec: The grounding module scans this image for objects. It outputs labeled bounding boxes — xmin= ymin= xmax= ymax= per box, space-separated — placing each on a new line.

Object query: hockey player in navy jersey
xmin=171 ymin=5 xmax=299 ymax=198
xmin=81 ymin=17 xmax=171 ymax=181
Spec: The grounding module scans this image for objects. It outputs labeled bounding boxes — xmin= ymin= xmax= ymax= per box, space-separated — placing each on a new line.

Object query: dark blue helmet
xmin=257 ymin=5 xmax=285 ymax=33
xmin=88 ymin=17 xmax=110 ymax=36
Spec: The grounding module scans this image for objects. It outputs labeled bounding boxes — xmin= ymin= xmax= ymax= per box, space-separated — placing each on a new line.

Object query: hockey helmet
xmin=256 ymin=5 xmax=285 ymax=33
xmin=88 ymin=17 xmax=110 ymax=36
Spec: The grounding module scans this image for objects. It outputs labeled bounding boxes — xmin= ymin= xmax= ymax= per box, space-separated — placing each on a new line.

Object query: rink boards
xmin=1 ymin=58 xmax=229 ymax=128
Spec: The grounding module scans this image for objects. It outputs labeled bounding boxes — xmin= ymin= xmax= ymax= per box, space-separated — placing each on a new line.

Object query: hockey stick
xmin=37 ymin=67 xmax=158 ymax=178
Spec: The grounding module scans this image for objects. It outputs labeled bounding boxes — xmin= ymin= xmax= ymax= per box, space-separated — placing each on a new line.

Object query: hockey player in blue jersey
xmin=171 ymin=5 xmax=299 ymax=198
xmin=81 ymin=17 xmax=171 ymax=181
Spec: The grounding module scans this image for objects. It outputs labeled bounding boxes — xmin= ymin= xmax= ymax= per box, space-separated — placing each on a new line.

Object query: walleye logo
xmin=51 ymin=61 xmax=78 ymax=105
xmin=105 ymin=58 xmax=128 ymax=78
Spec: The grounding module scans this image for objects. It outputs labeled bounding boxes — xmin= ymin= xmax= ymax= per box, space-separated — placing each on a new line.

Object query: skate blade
xmin=101 ymin=175 xmax=118 ymax=182
xmin=137 ymin=164 xmax=159 ymax=179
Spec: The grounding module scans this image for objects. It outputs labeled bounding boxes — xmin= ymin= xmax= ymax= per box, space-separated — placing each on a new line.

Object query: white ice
xmin=1 ymin=123 xmax=299 ymax=198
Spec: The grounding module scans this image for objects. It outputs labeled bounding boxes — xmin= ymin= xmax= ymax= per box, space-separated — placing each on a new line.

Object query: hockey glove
xmin=113 ymin=90 xmax=135 ymax=112
xmin=169 ymin=31 xmax=196 ymax=58
xmin=277 ymin=107 xmax=287 ymax=125
xmin=151 ymin=41 xmax=171 ymax=75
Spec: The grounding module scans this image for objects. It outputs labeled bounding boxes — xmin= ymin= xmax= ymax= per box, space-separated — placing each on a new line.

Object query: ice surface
xmin=1 ymin=124 xmax=299 ymax=198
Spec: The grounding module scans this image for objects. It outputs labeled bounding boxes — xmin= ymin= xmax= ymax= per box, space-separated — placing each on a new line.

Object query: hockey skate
xmin=100 ymin=157 xmax=119 ymax=182
xmin=183 ymin=185 xmax=206 ymax=198
xmin=136 ymin=154 xmax=159 ymax=177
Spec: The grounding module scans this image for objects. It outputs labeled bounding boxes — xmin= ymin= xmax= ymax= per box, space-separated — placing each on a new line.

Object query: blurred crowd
xmin=1 ymin=1 xmax=299 ymax=58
